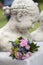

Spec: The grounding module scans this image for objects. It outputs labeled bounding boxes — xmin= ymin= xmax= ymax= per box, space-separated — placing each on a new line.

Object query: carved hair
xmin=11 ymin=0 xmax=39 ymax=22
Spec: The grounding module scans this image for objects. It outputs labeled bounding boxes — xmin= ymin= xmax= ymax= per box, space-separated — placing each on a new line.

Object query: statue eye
xmin=19 ymin=14 xmax=23 ymax=18
xmin=17 ymin=12 xmax=23 ymax=18
xmin=16 ymin=12 xmax=23 ymax=22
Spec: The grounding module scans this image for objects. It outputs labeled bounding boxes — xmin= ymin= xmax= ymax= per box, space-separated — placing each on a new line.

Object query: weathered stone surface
xmin=0 ymin=0 xmax=39 ymax=51
xmin=31 ymin=11 xmax=43 ymax=42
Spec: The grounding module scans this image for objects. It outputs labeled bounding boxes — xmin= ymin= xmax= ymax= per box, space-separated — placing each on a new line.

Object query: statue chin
xmin=0 ymin=0 xmax=39 ymax=51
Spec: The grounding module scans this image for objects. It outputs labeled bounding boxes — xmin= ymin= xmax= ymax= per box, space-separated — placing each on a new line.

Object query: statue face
xmin=15 ymin=11 xmax=34 ymax=29
xmin=11 ymin=0 xmax=39 ymax=30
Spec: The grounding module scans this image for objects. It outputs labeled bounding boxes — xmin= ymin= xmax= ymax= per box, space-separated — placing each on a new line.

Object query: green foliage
xmin=33 ymin=0 xmax=43 ymax=3
xmin=0 ymin=0 xmax=3 ymax=3
xmin=15 ymin=39 xmax=20 ymax=44
xmin=30 ymin=42 xmax=40 ymax=53
xmin=14 ymin=37 xmax=23 ymax=44
xmin=0 ymin=9 xmax=7 ymax=28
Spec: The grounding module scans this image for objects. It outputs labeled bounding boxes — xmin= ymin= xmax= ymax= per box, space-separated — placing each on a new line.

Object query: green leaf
xmin=18 ymin=36 xmax=23 ymax=40
xmin=15 ymin=39 xmax=20 ymax=44
xmin=30 ymin=42 xmax=40 ymax=53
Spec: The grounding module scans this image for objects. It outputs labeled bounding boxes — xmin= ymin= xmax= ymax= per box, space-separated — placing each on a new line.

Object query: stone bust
xmin=0 ymin=0 xmax=39 ymax=51
xmin=31 ymin=11 xmax=43 ymax=42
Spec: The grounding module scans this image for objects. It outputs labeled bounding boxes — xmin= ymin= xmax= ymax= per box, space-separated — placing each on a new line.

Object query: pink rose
xmin=28 ymin=52 xmax=32 ymax=56
xmin=22 ymin=52 xmax=32 ymax=60
xmin=22 ymin=56 xmax=26 ymax=60
xmin=20 ymin=39 xmax=28 ymax=47
xmin=24 ymin=53 xmax=29 ymax=58
xmin=22 ymin=53 xmax=29 ymax=60
xmin=25 ymin=45 xmax=30 ymax=50
xmin=16 ymin=52 xmax=22 ymax=59
xmin=9 ymin=49 xmax=12 ymax=54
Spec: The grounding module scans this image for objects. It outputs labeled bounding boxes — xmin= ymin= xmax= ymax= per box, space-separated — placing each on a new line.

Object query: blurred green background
xmin=0 ymin=0 xmax=43 ymax=32
xmin=34 ymin=0 xmax=43 ymax=2
xmin=0 ymin=9 xmax=7 ymax=28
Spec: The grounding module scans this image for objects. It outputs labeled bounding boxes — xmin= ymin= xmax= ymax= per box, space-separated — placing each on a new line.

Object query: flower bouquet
xmin=9 ymin=37 xmax=39 ymax=60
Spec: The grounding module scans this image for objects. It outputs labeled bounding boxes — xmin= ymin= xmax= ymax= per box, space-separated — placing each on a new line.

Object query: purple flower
xmin=12 ymin=43 xmax=17 ymax=47
xmin=27 ymin=40 xmax=30 ymax=45
xmin=20 ymin=39 xmax=28 ymax=47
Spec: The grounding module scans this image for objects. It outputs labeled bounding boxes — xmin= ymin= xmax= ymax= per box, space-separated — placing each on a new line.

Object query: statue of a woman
xmin=0 ymin=0 xmax=39 ymax=51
